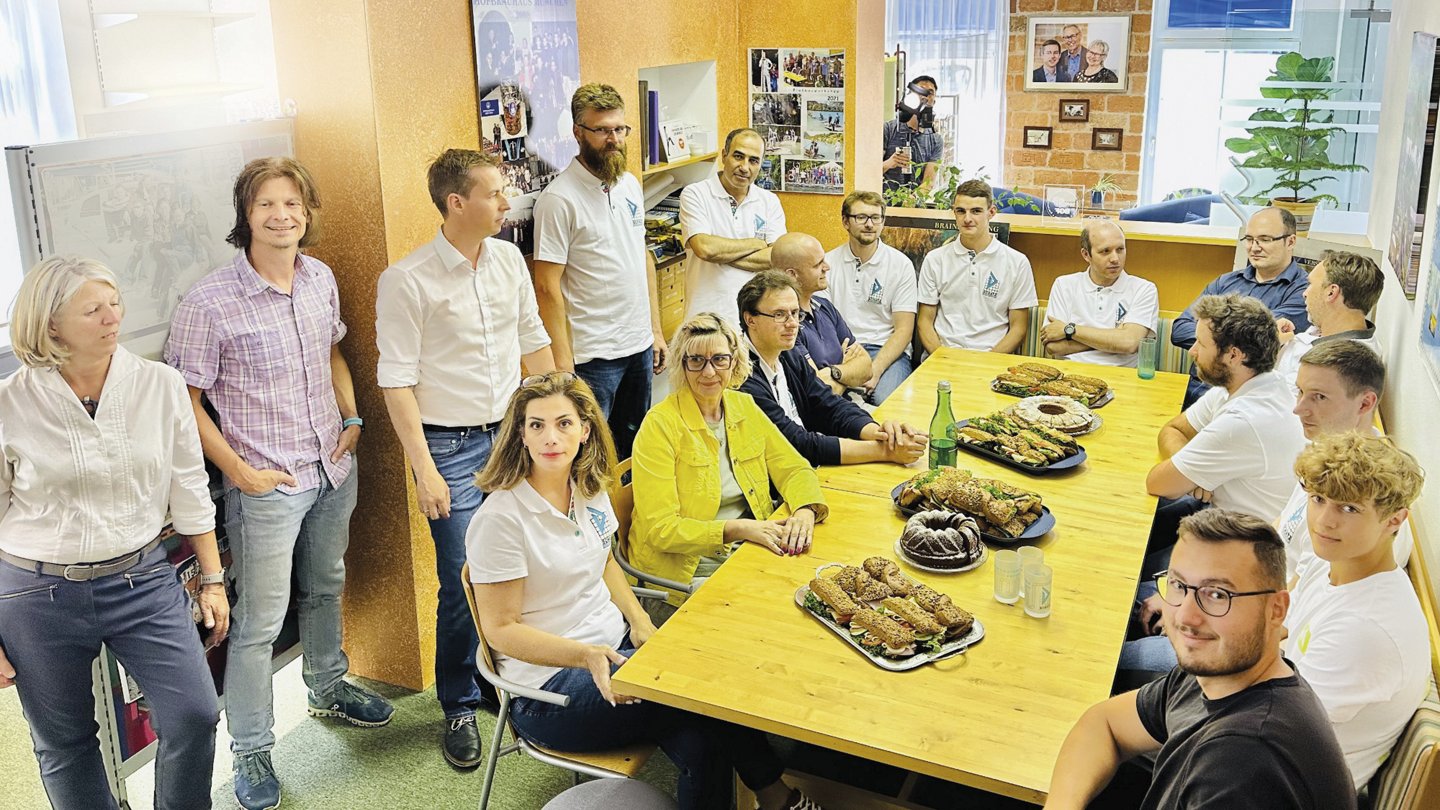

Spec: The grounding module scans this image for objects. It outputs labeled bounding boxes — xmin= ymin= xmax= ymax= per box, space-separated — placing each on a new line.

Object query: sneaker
xmin=443 ymin=714 xmax=483 ymax=769
xmin=306 ymin=679 xmax=395 ymax=728
xmin=780 ymin=789 xmax=824 ymax=810
xmin=233 ymin=751 xmax=281 ymax=810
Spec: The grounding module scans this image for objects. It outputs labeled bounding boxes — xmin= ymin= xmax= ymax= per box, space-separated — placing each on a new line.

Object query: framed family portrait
xmin=1058 ymin=99 xmax=1090 ymax=122
xmin=1023 ymin=126 xmax=1053 ymax=149
xmin=1092 ymin=127 xmax=1124 ymax=151
xmin=1024 ymin=14 xmax=1131 ymax=92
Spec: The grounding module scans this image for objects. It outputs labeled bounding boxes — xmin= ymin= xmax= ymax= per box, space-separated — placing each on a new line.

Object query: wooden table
xmin=613 ymin=349 xmax=1189 ymax=804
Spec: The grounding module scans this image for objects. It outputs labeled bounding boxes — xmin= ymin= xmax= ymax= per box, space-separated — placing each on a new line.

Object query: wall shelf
xmin=642 ymin=151 xmax=718 ymax=177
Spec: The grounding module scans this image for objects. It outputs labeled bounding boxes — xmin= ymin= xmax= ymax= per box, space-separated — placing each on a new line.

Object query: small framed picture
xmin=1092 ymin=127 xmax=1123 ymax=151
xmin=1023 ymin=126 xmax=1053 ymax=149
xmin=1059 ymin=99 xmax=1090 ymax=122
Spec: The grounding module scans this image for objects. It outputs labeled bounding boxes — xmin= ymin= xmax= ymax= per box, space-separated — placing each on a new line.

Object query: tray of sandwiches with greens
xmin=796 ymin=556 xmax=984 ymax=671
xmin=890 ymin=467 xmax=1055 ymax=543
xmin=990 ymin=361 xmax=1113 ymax=408
xmin=950 ymin=411 xmax=1086 ymax=474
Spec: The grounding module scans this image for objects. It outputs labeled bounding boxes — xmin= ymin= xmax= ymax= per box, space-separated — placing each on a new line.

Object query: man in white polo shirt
xmin=1274 ymin=249 xmax=1384 ymax=387
xmin=822 ymin=190 xmax=918 ymax=404
xmin=917 ymin=179 xmax=1037 ymax=355
xmin=1040 ymin=220 xmax=1159 ymax=367
xmin=1147 ymin=294 xmax=1305 ymax=530
xmin=533 ymin=83 xmax=668 ymax=458
xmin=680 ymin=127 xmax=787 ymax=325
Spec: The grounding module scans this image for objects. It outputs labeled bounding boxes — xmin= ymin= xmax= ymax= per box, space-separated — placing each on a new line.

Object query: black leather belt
xmin=0 ymin=536 xmax=165 ymax=582
xmin=421 ymin=422 xmax=501 ymax=434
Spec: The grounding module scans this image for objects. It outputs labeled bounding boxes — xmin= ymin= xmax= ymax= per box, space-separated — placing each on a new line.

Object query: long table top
xmin=613 ymin=349 xmax=1189 ymax=803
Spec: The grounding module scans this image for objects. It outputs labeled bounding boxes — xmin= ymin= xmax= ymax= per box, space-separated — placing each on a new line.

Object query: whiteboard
xmin=5 ymin=119 xmax=293 ymax=364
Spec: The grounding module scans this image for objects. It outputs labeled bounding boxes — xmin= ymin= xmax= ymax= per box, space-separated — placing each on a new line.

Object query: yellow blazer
xmin=629 ymin=386 xmax=827 ymax=605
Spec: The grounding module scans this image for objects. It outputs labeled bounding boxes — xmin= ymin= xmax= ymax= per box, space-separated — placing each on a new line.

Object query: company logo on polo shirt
xmin=1116 ymin=302 xmax=1128 ymax=328
xmin=588 ymin=507 xmax=610 ymax=547
xmin=626 ymin=197 xmax=642 ymax=227
xmin=867 ymin=278 xmax=884 ymax=304
xmin=754 ymin=214 xmax=767 ymax=237
xmin=982 ymin=271 xmax=1000 ymax=299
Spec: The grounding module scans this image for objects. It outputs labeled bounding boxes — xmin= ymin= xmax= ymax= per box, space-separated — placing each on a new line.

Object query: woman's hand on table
xmin=629 ymin=616 xmax=658 ymax=649
xmin=199 ymin=584 xmax=231 ymax=646
xmin=729 ymin=519 xmax=788 ymax=556
xmin=777 ymin=507 xmax=816 ymax=555
xmin=582 ymin=644 xmax=632 ymax=706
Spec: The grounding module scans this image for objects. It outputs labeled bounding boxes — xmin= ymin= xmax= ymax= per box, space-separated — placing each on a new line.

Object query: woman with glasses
xmin=1074 ymin=39 xmax=1118 ymax=84
xmin=467 ymin=371 xmax=824 ymax=810
xmin=629 ymin=314 xmax=827 ymax=626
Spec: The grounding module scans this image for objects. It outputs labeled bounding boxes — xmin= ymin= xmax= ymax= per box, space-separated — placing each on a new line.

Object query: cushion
xmin=542 ymin=779 xmax=677 ymax=810
xmin=1370 ymin=675 xmax=1440 ymax=809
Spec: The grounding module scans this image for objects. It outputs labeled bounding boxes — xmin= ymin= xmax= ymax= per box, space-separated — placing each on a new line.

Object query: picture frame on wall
xmin=1024 ymin=14 xmax=1130 ymax=92
xmin=1023 ymin=126 xmax=1053 ymax=149
xmin=1058 ymin=99 xmax=1090 ymax=122
xmin=1092 ymin=127 xmax=1123 ymax=151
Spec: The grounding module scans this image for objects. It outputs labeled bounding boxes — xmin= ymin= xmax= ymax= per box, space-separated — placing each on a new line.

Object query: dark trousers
xmin=576 ymin=346 xmax=654 ymax=460
xmin=512 ymin=644 xmax=785 ymax=810
xmin=0 ymin=546 xmax=219 ymax=810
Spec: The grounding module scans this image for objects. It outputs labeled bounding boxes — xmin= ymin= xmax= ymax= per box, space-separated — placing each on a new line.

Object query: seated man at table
xmin=1039 ymin=220 xmax=1159 ymax=367
xmin=1146 ymin=294 xmax=1306 ymax=546
xmin=1045 ymin=510 xmax=1357 ymax=810
xmin=1283 ymin=432 xmax=1429 ymax=791
xmin=917 ymin=180 xmax=1038 ymax=356
xmin=770 ymin=232 xmax=871 ymax=396
xmin=1170 ymin=207 xmax=1310 ymax=408
xmin=1274 ymin=250 xmax=1384 ymax=388
xmin=736 ymin=271 xmax=926 ymax=468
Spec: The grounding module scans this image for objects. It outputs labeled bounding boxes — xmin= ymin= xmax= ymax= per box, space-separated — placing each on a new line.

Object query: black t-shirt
xmin=1134 ymin=663 xmax=1357 ymax=809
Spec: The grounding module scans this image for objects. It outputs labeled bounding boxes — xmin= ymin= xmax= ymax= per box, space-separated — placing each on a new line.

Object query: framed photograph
xmin=1092 ymin=127 xmax=1124 ymax=151
xmin=1023 ymin=126 xmax=1053 ymax=149
xmin=1059 ymin=99 xmax=1090 ymax=122
xmin=1024 ymin=14 xmax=1131 ymax=92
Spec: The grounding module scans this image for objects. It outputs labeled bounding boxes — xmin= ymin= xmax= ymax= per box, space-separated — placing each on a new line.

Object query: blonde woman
xmin=1076 ymin=39 xmax=1119 ymax=84
xmin=0 ymin=257 xmax=226 ymax=809
xmin=629 ymin=313 xmax=827 ymax=624
xmin=466 ymin=372 xmax=822 ymax=810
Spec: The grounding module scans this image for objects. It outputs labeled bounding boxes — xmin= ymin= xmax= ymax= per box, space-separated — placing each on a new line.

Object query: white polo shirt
xmin=680 ymin=174 xmax=786 ymax=326
xmin=1275 ymin=324 xmax=1381 ymax=393
xmin=917 ymin=237 xmax=1038 ymax=350
xmin=466 ymin=480 xmax=628 ymax=691
xmin=376 ymin=232 xmax=550 ymax=426
xmin=1044 ymin=269 xmax=1159 ymax=367
xmin=820 ymin=241 xmax=918 ymax=351
xmin=1171 ymin=371 xmax=1308 ymax=522
xmin=532 ymin=160 xmax=653 ymax=365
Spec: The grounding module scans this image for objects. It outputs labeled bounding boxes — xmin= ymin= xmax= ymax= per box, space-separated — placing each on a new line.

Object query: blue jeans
xmin=424 ymin=425 xmax=497 ymax=717
xmin=576 ymin=346 xmax=653 ymax=460
xmin=0 ymin=546 xmax=219 ymax=810
xmin=863 ymin=343 xmax=915 ymax=406
xmin=224 ymin=466 xmax=357 ymax=755
xmin=511 ymin=643 xmax=784 ymax=810
xmin=1120 ymin=546 xmax=1178 ymax=675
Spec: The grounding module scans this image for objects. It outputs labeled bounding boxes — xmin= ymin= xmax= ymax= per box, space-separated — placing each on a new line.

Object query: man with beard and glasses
xmin=1146 ymin=294 xmax=1305 ymax=551
xmin=533 ymin=84 xmax=668 ymax=458
xmin=822 ymin=191 xmax=917 ymax=404
xmin=1045 ymin=509 xmax=1356 ymax=810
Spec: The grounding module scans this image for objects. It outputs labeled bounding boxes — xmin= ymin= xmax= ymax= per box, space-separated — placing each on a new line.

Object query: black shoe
xmin=444 ymin=714 xmax=483 ymax=769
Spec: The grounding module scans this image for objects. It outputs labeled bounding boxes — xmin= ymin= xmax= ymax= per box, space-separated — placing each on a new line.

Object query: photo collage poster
xmin=748 ymin=48 xmax=845 ymax=195
xmin=471 ymin=0 xmax=581 ymax=255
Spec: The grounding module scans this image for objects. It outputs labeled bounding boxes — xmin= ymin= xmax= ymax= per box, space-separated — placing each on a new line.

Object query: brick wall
xmin=1004 ymin=0 xmax=1152 ymax=204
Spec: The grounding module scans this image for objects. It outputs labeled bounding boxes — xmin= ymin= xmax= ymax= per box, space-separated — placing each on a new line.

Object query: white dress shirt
xmin=376 ymin=230 xmax=551 ymax=426
xmin=680 ymin=174 xmax=786 ymax=326
xmin=0 ymin=346 xmax=215 ymax=564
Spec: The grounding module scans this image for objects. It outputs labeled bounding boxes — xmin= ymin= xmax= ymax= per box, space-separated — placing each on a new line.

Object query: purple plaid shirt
xmin=165 ymin=252 xmax=351 ymax=494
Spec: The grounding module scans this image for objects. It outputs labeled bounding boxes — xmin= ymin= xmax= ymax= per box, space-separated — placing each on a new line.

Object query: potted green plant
xmin=1223 ymin=51 xmax=1367 ymax=230
xmin=882 ymin=164 xmax=1044 ymax=215
xmin=1089 ymin=172 xmax=1121 ymax=206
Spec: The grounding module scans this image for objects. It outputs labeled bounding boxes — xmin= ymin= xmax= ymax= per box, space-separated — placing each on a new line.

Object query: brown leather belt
xmin=0 ymin=536 xmax=165 ymax=581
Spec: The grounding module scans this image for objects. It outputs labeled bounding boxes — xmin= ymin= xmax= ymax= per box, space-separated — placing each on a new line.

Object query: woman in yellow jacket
xmin=630 ymin=313 xmax=827 ymax=624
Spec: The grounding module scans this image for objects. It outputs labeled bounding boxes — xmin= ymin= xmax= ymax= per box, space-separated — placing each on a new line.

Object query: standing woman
xmin=0 ymin=257 xmax=228 ymax=810
xmin=467 ymin=372 xmax=823 ymax=810
xmin=1075 ymin=40 xmax=1119 ymax=84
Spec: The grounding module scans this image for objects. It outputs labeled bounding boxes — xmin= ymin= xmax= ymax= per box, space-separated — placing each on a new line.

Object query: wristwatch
xmin=829 ymin=366 xmax=843 ymax=382
xmin=1064 ymin=322 xmax=1077 ymax=339
xmin=198 ymin=570 xmax=226 ymax=587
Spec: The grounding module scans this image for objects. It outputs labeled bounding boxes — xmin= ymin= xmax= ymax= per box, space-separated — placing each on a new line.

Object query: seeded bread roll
xmin=809 ymin=578 xmax=859 ymax=624
xmin=881 ymin=597 xmax=943 ymax=636
xmin=851 ymin=608 xmax=915 ymax=651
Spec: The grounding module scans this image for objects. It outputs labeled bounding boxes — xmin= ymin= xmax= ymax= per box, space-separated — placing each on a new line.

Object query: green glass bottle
xmin=929 ymin=380 xmax=957 ymax=469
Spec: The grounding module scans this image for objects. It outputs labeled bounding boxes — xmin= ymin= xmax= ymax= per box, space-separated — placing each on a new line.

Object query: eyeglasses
xmin=577 ymin=123 xmax=632 ymax=139
xmin=520 ymin=371 xmax=579 ymax=388
xmin=846 ymin=214 xmax=884 ymax=225
xmin=682 ymin=353 xmax=733 ymax=372
xmin=1241 ymin=234 xmax=1291 ymax=247
xmin=1153 ymin=572 xmax=1278 ymax=618
xmin=750 ymin=308 xmax=801 ymax=324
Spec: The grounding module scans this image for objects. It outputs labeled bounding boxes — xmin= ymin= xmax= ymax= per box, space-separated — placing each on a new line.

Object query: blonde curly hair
xmin=1294 ymin=432 xmax=1424 ymax=517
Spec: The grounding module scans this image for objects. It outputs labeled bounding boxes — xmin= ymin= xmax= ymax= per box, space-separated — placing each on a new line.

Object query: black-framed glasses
xmin=577 ymin=123 xmax=632 ymax=139
xmin=750 ymin=308 xmax=801 ymax=324
xmin=682 ymin=353 xmax=733 ymax=372
xmin=1241 ymin=234 xmax=1291 ymax=246
xmin=1153 ymin=572 xmax=1277 ymax=618
xmin=521 ymin=371 xmax=579 ymax=388
xmin=845 ymin=213 xmax=884 ymax=225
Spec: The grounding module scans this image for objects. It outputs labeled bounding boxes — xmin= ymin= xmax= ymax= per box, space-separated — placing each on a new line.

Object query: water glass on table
xmin=1025 ymin=564 xmax=1054 ymax=618
xmin=1138 ymin=335 xmax=1158 ymax=380
xmin=993 ymin=549 xmax=1022 ymax=605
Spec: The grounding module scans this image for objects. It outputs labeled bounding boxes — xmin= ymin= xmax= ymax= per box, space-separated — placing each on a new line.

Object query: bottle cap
xmin=937 ymin=380 xmax=951 ymax=391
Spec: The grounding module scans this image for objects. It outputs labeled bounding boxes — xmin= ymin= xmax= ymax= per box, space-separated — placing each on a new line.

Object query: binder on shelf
xmin=638 ymin=79 xmax=649 ymax=166
xmin=647 ymin=89 xmax=662 ymax=164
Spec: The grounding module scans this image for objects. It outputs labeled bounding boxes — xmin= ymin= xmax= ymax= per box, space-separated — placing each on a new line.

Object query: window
xmin=1167 ymin=0 xmax=1294 ymax=31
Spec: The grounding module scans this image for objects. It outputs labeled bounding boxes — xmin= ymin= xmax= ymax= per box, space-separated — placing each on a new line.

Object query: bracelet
xmin=342 ymin=416 xmax=364 ymax=430
xmin=198 ymin=570 xmax=226 ymax=587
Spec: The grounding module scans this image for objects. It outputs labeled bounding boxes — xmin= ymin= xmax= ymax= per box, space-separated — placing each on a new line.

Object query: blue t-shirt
xmin=796 ymin=295 xmax=856 ymax=370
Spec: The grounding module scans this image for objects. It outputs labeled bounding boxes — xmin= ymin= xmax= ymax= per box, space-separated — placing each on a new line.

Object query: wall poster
xmin=1421 ymin=210 xmax=1440 ymax=393
xmin=1386 ymin=32 xmax=1436 ymax=299
xmin=471 ymin=0 xmax=582 ymax=255
xmin=748 ymin=48 xmax=845 ymax=195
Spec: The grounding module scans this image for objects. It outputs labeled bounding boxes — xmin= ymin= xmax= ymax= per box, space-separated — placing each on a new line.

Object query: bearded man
xmin=533 ymin=83 xmax=669 ymax=458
